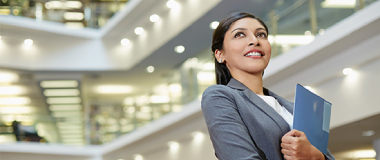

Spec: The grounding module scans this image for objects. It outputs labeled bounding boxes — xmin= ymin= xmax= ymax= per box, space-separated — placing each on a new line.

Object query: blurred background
xmin=1 ymin=0 xmax=380 ymax=159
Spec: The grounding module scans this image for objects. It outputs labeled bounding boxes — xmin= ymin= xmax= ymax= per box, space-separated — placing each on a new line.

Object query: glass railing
xmin=0 ymin=0 xmax=379 ymax=146
xmin=261 ymin=0 xmax=379 ymax=57
xmin=0 ymin=0 xmax=131 ymax=29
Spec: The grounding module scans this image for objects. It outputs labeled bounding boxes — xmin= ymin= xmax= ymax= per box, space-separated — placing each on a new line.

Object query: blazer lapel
xmin=227 ymin=78 xmax=291 ymax=134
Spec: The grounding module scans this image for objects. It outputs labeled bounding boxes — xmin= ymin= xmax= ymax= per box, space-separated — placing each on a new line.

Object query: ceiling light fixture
xmin=96 ymin=85 xmax=133 ymax=94
xmin=147 ymin=66 xmax=155 ymax=73
xmin=49 ymin=105 xmax=82 ymax=111
xmin=133 ymin=154 xmax=143 ymax=160
xmin=46 ymin=97 xmax=81 ymax=104
xmin=321 ymin=0 xmax=356 ymax=8
xmin=362 ymin=130 xmax=375 ymax=137
xmin=304 ymin=30 xmax=312 ymax=36
xmin=167 ymin=141 xmax=179 ymax=151
xmin=0 ymin=72 xmax=19 ymax=83
xmin=343 ymin=68 xmax=353 ymax=75
xmin=121 ymin=38 xmax=130 ymax=46
xmin=123 ymin=106 xmax=135 ymax=114
xmin=192 ymin=131 xmax=204 ymax=143
xmin=40 ymin=80 xmax=78 ymax=88
xmin=0 ymin=97 xmax=31 ymax=105
xmin=24 ymin=39 xmax=33 ymax=47
xmin=0 ymin=106 xmax=33 ymax=114
xmin=209 ymin=21 xmax=219 ymax=29
xmin=319 ymin=29 xmax=325 ymax=35
xmin=63 ymin=12 xmax=84 ymax=20
xmin=150 ymin=95 xmax=170 ymax=103
xmin=65 ymin=22 xmax=84 ymax=29
xmin=166 ymin=0 xmax=179 ymax=9
xmin=43 ymin=89 xmax=80 ymax=97
xmin=0 ymin=86 xmax=26 ymax=95
xmin=174 ymin=45 xmax=185 ymax=53
xmin=134 ymin=27 xmax=144 ymax=35
xmin=123 ymin=97 xmax=134 ymax=105
xmin=149 ymin=14 xmax=160 ymax=22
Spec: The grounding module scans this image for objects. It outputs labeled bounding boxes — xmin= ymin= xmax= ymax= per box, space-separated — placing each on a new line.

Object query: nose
xmin=248 ymin=35 xmax=259 ymax=46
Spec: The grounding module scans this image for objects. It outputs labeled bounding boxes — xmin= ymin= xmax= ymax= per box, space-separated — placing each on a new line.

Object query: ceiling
xmin=1 ymin=0 xmax=380 ymax=157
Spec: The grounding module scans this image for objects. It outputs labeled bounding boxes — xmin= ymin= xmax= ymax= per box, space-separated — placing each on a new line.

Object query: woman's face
xmin=216 ymin=18 xmax=271 ymax=77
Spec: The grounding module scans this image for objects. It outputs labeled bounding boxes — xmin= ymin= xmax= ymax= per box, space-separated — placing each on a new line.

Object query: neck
xmin=231 ymin=70 xmax=264 ymax=95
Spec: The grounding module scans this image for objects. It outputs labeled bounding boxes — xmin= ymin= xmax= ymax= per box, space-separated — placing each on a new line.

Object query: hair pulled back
xmin=212 ymin=11 xmax=268 ymax=85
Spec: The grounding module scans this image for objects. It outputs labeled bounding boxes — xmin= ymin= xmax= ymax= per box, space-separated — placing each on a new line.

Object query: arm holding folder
xmin=281 ymin=84 xmax=335 ymax=160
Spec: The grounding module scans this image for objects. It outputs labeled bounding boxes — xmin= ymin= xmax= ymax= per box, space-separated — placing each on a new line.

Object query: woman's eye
xmin=257 ymin=33 xmax=267 ymax=38
xmin=234 ymin=32 xmax=245 ymax=38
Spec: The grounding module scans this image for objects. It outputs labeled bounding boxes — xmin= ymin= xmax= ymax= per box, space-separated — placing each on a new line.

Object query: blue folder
xmin=293 ymin=84 xmax=332 ymax=155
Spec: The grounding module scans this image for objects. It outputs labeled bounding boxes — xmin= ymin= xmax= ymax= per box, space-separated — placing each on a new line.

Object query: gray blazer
xmin=201 ymin=78 xmax=334 ymax=160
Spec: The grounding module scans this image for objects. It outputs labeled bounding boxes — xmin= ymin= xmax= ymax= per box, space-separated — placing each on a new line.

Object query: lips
xmin=244 ymin=49 xmax=264 ymax=57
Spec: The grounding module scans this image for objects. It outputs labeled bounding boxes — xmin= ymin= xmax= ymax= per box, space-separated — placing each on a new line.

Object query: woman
xmin=201 ymin=11 xmax=335 ymax=160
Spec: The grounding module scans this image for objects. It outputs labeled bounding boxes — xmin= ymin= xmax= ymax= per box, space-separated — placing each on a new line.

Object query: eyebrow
xmin=230 ymin=27 xmax=267 ymax=33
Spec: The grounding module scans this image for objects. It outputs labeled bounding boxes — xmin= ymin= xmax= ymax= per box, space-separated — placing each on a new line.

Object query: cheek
xmin=262 ymin=41 xmax=271 ymax=55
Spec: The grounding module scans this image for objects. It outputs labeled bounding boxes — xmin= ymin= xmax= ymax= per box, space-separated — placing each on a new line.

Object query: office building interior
xmin=0 ymin=0 xmax=380 ymax=159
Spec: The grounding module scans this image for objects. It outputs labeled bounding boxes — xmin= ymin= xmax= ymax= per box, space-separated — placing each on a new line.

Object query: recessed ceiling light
xmin=120 ymin=38 xmax=130 ymax=46
xmin=24 ymin=39 xmax=33 ymax=47
xmin=166 ymin=0 xmax=179 ymax=9
xmin=304 ymin=30 xmax=311 ymax=36
xmin=174 ymin=45 xmax=185 ymax=53
xmin=343 ymin=68 xmax=353 ymax=75
xmin=134 ymin=27 xmax=144 ymax=35
xmin=133 ymin=154 xmax=143 ymax=160
xmin=147 ymin=66 xmax=155 ymax=73
xmin=150 ymin=14 xmax=160 ymax=22
xmin=209 ymin=21 xmax=219 ymax=29
xmin=319 ymin=29 xmax=325 ymax=35
xmin=192 ymin=131 xmax=204 ymax=142
xmin=362 ymin=130 xmax=375 ymax=137
xmin=167 ymin=141 xmax=179 ymax=151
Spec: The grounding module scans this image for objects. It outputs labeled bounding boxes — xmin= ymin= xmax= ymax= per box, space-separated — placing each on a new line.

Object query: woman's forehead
xmin=228 ymin=18 xmax=264 ymax=31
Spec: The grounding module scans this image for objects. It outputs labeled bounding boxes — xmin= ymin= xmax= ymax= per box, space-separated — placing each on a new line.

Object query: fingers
xmin=285 ymin=129 xmax=304 ymax=137
xmin=284 ymin=155 xmax=292 ymax=160
xmin=282 ymin=129 xmax=303 ymax=143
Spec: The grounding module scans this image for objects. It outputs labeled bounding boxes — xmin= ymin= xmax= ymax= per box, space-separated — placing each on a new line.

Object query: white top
xmin=257 ymin=95 xmax=293 ymax=129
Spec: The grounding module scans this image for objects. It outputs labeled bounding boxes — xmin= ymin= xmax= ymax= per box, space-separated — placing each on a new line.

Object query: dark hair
xmin=212 ymin=11 xmax=268 ymax=85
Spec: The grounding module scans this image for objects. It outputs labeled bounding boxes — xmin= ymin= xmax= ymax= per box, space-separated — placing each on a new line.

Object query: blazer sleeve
xmin=201 ymin=86 xmax=262 ymax=160
xmin=325 ymin=149 xmax=335 ymax=160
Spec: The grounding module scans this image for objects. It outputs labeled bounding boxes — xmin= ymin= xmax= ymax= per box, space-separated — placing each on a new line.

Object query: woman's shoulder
xmin=201 ymin=85 xmax=237 ymax=110
xmin=202 ymin=84 xmax=237 ymax=102
xmin=203 ymin=84 xmax=235 ymax=95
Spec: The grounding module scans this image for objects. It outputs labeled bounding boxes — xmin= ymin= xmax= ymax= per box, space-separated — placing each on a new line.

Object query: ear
xmin=215 ymin=49 xmax=224 ymax=62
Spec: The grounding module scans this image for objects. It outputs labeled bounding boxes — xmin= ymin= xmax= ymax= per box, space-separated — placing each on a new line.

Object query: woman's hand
xmin=281 ymin=129 xmax=326 ymax=160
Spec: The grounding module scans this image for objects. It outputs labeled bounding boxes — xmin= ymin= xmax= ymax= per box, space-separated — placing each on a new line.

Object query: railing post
xmin=309 ymin=0 xmax=318 ymax=35
xmin=270 ymin=10 xmax=278 ymax=57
